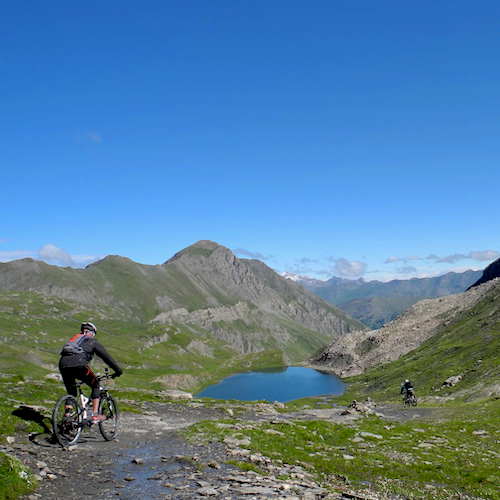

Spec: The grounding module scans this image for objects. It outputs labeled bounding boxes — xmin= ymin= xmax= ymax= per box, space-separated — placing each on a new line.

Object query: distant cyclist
xmin=58 ymin=322 xmax=122 ymax=423
xmin=400 ymin=379 xmax=415 ymax=398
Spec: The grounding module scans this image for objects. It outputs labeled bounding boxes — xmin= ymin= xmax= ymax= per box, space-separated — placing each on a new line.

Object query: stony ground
xmin=2 ymin=399 xmax=450 ymax=500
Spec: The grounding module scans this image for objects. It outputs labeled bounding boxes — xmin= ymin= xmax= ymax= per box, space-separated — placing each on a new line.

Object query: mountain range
xmin=313 ymin=257 xmax=500 ymax=391
xmin=292 ymin=270 xmax=481 ymax=328
xmin=0 ymin=240 xmax=364 ymax=364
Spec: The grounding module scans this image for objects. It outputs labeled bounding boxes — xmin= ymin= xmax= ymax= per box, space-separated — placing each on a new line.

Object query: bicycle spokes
xmin=52 ymin=395 xmax=82 ymax=446
xmin=98 ymin=395 xmax=119 ymax=441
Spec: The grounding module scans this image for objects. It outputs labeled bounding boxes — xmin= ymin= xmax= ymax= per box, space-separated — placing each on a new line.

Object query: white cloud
xmin=233 ymin=248 xmax=271 ymax=260
xmin=38 ymin=245 xmax=101 ymax=267
xmin=38 ymin=244 xmax=75 ymax=266
xmin=86 ymin=131 xmax=102 ymax=143
xmin=333 ymin=258 xmax=367 ymax=278
xmin=384 ymin=255 xmax=422 ymax=264
xmin=433 ymin=253 xmax=467 ymax=263
xmin=385 ymin=249 xmax=499 ymax=265
xmin=468 ymin=250 xmax=500 ymax=261
xmin=396 ymin=266 xmax=418 ymax=274
xmin=0 ymin=244 xmax=101 ymax=268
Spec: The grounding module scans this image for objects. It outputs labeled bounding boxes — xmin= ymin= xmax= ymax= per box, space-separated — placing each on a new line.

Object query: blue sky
xmin=2 ymin=1 xmax=499 ymax=281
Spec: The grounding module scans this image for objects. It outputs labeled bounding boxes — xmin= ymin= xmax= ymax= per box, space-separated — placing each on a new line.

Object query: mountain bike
xmin=403 ymin=389 xmax=417 ymax=407
xmin=51 ymin=368 xmax=119 ymax=447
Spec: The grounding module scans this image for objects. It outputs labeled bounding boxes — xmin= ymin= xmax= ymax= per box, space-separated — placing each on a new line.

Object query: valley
xmin=0 ymin=246 xmax=498 ymax=499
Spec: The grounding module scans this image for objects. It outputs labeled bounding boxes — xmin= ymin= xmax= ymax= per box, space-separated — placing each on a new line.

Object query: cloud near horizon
xmin=0 ymin=244 xmax=101 ymax=268
xmin=232 ymin=248 xmax=271 ymax=260
xmin=333 ymin=258 xmax=367 ymax=278
xmin=39 ymin=244 xmax=75 ymax=266
xmin=396 ymin=265 xmax=418 ymax=274
xmin=385 ymin=249 xmax=499 ymax=265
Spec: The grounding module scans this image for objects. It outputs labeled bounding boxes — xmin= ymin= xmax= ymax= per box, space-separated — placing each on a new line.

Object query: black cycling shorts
xmin=59 ymin=364 xmax=100 ymax=399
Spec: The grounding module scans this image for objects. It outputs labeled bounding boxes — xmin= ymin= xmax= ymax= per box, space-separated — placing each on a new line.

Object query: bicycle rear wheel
xmin=98 ymin=394 xmax=119 ymax=441
xmin=52 ymin=395 xmax=82 ymax=446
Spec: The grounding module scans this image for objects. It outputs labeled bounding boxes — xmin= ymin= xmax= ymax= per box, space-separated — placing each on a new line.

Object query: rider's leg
xmin=59 ymin=364 xmax=78 ymax=397
xmin=80 ymin=366 xmax=104 ymax=421
xmin=59 ymin=365 xmax=79 ymax=415
xmin=91 ymin=398 xmax=105 ymax=422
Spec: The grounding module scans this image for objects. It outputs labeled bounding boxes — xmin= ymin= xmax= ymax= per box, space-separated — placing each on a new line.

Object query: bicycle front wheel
xmin=98 ymin=394 xmax=119 ymax=441
xmin=52 ymin=395 xmax=82 ymax=447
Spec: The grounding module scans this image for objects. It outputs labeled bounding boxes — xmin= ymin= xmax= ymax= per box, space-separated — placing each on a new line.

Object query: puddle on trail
xmin=111 ymin=434 xmax=232 ymax=499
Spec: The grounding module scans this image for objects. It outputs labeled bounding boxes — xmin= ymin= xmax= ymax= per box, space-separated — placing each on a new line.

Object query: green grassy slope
xmin=0 ymin=291 xmax=288 ymax=405
xmin=337 ymin=280 xmax=500 ymax=403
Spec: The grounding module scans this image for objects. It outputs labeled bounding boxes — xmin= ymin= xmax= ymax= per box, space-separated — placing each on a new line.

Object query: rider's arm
xmin=93 ymin=340 xmax=123 ymax=376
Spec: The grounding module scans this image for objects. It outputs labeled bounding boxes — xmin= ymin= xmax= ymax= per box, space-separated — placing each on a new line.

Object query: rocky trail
xmin=2 ymin=399 xmax=451 ymax=500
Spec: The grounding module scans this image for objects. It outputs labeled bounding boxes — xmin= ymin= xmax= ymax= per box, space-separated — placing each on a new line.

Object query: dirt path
xmin=3 ymin=399 xmax=448 ymax=499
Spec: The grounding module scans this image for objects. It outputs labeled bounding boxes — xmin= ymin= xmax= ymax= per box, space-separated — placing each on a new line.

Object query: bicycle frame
xmin=75 ymin=372 xmax=112 ymax=421
xmin=52 ymin=369 xmax=116 ymax=447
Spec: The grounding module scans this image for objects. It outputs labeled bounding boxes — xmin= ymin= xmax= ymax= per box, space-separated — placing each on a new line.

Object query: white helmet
xmin=81 ymin=321 xmax=97 ymax=334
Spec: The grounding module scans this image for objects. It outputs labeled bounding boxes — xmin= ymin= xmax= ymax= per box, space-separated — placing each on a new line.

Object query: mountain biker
xmin=400 ymin=379 xmax=414 ymax=398
xmin=58 ymin=322 xmax=122 ymax=424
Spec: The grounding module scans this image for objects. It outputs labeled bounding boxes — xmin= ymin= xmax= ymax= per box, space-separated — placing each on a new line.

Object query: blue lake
xmin=195 ymin=366 xmax=345 ymax=402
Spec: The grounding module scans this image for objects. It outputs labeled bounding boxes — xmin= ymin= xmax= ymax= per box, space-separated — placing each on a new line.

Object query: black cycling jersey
xmin=59 ymin=334 xmax=122 ymax=376
xmin=401 ymin=381 xmax=414 ymax=394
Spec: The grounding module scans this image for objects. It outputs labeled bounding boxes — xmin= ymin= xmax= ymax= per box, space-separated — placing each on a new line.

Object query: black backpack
xmin=60 ymin=334 xmax=88 ymax=356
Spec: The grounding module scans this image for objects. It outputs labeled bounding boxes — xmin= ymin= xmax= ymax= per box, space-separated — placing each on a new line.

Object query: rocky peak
xmin=164 ymin=240 xmax=229 ymax=264
xmin=467 ymin=258 xmax=500 ymax=289
xmin=86 ymin=255 xmax=135 ymax=267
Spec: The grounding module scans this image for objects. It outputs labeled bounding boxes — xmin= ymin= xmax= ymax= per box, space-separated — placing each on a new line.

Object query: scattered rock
xmin=359 ymin=432 xmax=383 ymax=440
xmin=348 ymin=400 xmax=373 ymax=414
xmin=265 ymin=429 xmax=285 ymax=436
xmin=237 ymin=486 xmax=279 ymax=495
xmin=417 ymin=442 xmax=434 ymax=449
xmin=197 ymin=486 xmax=219 ymax=496
xmin=223 ymin=436 xmax=250 ymax=447
xmin=160 ymin=389 xmax=193 ymax=400
xmin=442 ymin=375 xmax=463 ymax=388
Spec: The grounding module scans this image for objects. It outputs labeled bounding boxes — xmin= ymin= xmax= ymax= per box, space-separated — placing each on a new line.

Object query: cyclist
xmin=58 ymin=322 xmax=123 ymax=424
xmin=400 ymin=379 xmax=415 ymax=399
